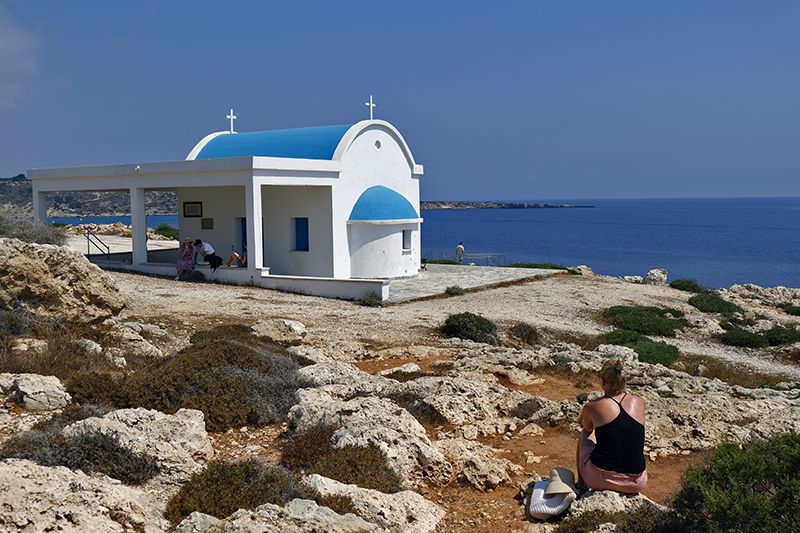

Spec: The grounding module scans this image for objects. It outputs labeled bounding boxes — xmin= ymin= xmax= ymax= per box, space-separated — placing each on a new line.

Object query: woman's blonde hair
xmin=600 ymin=359 xmax=626 ymax=395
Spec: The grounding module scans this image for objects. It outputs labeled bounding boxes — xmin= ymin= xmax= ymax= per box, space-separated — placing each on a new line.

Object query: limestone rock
xmin=75 ymin=338 xmax=103 ymax=355
xmin=0 ymin=238 xmax=126 ymax=323
xmin=378 ymin=363 xmax=422 ymax=377
xmin=567 ymin=490 xmax=667 ymax=519
xmin=0 ymin=373 xmax=71 ymax=410
xmin=175 ymin=499 xmax=380 ymax=532
xmin=725 ymin=284 xmax=800 ymax=307
xmin=621 ymin=276 xmax=643 ymax=284
xmin=9 ymin=338 xmax=48 ymax=355
xmin=303 ymin=474 xmax=445 ymax=533
xmin=62 ymin=408 xmax=212 ymax=483
xmin=435 ymin=437 xmax=521 ymax=490
xmin=0 ymin=458 xmax=170 ymax=532
xmin=595 ymin=344 xmax=638 ymax=363
xmin=289 ymin=389 xmax=452 ymax=486
xmin=251 ymin=318 xmax=307 ymax=346
xmin=642 ymin=268 xmax=668 ymax=286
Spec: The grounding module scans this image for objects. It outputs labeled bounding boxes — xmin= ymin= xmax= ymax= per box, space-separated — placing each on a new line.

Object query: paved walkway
xmin=67 ymin=234 xmax=178 ymax=255
xmin=388 ymin=263 xmax=562 ymax=302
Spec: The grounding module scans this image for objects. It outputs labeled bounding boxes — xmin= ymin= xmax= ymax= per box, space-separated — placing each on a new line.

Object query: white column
xmin=130 ymin=187 xmax=147 ymax=265
xmin=32 ymin=189 xmax=48 ymax=223
xmin=245 ymin=181 xmax=263 ymax=278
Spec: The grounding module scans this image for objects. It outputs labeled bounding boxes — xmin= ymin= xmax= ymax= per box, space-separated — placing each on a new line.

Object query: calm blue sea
xmin=51 ymin=197 xmax=800 ymax=288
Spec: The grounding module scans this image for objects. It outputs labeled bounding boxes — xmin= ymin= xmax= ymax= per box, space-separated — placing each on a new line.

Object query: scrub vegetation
xmin=444 ymin=285 xmax=466 ymax=296
xmin=669 ymin=278 xmax=706 ymax=293
xmin=602 ymin=329 xmax=679 ymax=366
xmin=441 ymin=312 xmax=499 ymax=345
xmin=602 ymin=306 xmax=684 ymax=337
xmin=0 ymin=209 xmax=67 ymax=245
xmin=718 ymin=323 xmax=800 ymax=349
xmin=505 ymin=262 xmax=567 ymax=270
xmin=688 ymin=293 xmax=743 ymax=315
xmin=153 ymin=223 xmax=179 ymax=240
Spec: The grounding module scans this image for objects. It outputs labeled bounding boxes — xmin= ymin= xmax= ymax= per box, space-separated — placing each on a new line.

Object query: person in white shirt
xmin=193 ymin=239 xmax=223 ymax=271
xmin=455 ymin=242 xmax=465 ymax=264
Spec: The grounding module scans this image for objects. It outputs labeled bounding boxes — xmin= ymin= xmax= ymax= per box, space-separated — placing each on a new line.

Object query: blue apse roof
xmin=349 ymin=186 xmax=419 ymax=221
xmin=195 ymin=124 xmax=354 ymax=160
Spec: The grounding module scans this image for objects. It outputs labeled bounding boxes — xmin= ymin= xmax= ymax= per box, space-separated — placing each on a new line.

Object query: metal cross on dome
xmin=365 ymin=95 xmax=376 ymax=120
xmin=226 ymin=108 xmax=237 ymax=133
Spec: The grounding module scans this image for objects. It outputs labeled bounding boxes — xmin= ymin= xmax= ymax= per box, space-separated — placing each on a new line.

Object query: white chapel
xmin=28 ymin=110 xmax=424 ymax=301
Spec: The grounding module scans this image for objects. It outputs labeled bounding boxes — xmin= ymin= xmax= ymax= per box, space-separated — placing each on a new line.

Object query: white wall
xmin=177 ymin=186 xmax=245 ymax=256
xmin=348 ymin=222 xmax=420 ymax=278
xmin=332 ymin=124 xmax=422 ymax=278
xmin=262 ymin=185 xmax=333 ymax=277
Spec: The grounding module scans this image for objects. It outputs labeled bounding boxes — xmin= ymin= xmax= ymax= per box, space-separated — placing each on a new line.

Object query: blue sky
xmin=1 ymin=1 xmax=798 ymax=200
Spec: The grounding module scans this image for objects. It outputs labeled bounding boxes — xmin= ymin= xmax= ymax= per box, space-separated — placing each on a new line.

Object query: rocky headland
xmin=421 ymin=201 xmax=593 ymax=210
xmin=1 ymin=236 xmax=798 ymax=532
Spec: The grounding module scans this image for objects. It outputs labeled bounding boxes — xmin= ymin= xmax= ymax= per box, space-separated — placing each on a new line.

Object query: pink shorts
xmin=577 ymin=431 xmax=647 ymax=493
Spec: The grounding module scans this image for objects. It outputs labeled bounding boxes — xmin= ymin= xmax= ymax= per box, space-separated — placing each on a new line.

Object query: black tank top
xmin=590 ymin=394 xmax=646 ymax=474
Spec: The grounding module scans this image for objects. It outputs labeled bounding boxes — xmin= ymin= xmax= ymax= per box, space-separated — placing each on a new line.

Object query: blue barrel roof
xmin=349 ymin=186 xmax=419 ymax=221
xmin=194 ymin=124 xmax=354 ymax=160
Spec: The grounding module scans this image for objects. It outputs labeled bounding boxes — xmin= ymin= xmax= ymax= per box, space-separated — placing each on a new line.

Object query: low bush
xmin=0 ymin=407 xmax=158 ymax=485
xmin=553 ymin=504 xmax=682 ymax=533
xmin=674 ymin=433 xmax=800 ymax=533
xmin=510 ymin=322 xmax=539 ymax=346
xmin=763 ymin=324 xmax=800 ymax=346
xmin=602 ymin=329 xmax=679 ymax=366
xmin=444 ymin=285 xmax=466 ymax=296
xmin=779 ymin=303 xmax=800 ymax=317
xmin=0 ymin=213 xmax=67 ymax=245
xmin=281 ymin=424 xmax=404 ymax=493
xmin=505 ymin=262 xmax=567 ymax=270
xmin=424 ymin=258 xmax=458 ymax=265
xmin=166 ymin=460 xmax=316 ymax=523
xmin=71 ymin=335 xmax=308 ymax=431
xmin=602 ymin=306 xmax=684 ymax=337
xmin=153 ymin=223 xmax=179 ymax=240
xmin=359 ymin=292 xmax=385 ymax=307
xmin=440 ymin=312 xmax=499 ymax=345
xmin=674 ymin=354 xmax=791 ymax=389
xmin=688 ymin=293 xmax=743 ymax=315
xmin=719 ymin=328 xmax=770 ymax=349
xmin=669 ymin=278 xmax=706 ymax=293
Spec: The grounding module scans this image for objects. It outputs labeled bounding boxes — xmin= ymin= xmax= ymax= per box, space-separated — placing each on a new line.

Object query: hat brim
xmin=545 ymin=479 xmax=576 ymax=495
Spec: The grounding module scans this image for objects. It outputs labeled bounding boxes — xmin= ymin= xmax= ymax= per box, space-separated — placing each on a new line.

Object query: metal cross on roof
xmin=365 ymin=95 xmax=376 ymax=120
xmin=226 ymin=108 xmax=237 ymax=133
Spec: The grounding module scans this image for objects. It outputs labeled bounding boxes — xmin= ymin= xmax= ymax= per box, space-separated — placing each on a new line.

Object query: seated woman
xmin=576 ymin=359 xmax=647 ymax=493
xmin=175 ymin=238 xmax=194 ymax=280
xmin=225 ymin=249 xmax=247 ymax=268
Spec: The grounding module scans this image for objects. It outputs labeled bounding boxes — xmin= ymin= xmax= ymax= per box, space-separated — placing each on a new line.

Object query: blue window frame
xmin=294 ymin=217 xmax=309 ymax=252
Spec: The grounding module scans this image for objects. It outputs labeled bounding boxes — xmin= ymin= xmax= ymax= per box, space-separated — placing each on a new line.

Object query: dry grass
xmin=675 ymin=354 xmax=794 ymax=389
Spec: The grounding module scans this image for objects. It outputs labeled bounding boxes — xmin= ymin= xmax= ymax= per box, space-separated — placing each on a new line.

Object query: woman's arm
xmin=578 ymin=404 xmax=594 ymax=432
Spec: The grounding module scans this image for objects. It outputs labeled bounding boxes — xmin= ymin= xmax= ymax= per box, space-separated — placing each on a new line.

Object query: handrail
xmin=85 ymin=229 xmax=110 ymax=259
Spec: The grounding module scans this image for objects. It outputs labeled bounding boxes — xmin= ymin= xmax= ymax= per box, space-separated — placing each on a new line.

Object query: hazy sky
xmin=1 ymin=1 xmax=798 ymax=200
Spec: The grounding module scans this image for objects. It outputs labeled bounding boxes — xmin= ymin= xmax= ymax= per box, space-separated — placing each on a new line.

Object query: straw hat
xmin=545 ymin=467 xmax=579 ymax=496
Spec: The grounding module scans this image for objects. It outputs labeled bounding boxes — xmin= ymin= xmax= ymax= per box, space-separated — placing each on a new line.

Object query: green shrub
xmin=602 ymin=329 xmax=679 ymax=366
xmin=359 ymin=292 xmax=385 ymax=307
xmin=444 ymin=285 xmax=466 ymax=296
xmin=603 ymin=306 xmax=684 ymax=337
xmin=688 ymin=293 xmax=743 ymax=315
xmin=719 ymin=328 xmax=770 ymax=348
xmin=0 ymin=214 xmax=67 ymax=245
xmin=510 ymin=322 xmax=539 ymax=345
xmin=670 ymin=278 xmax=706 ymax=293
xmin=674 ymin=433 xmax=800 ymax=533
xmin=505 ymin=262 xmax=568 ymax=270
xmin=779 ymin=303 xmax=800 ymax=317
xmin=0 ymin=411 xmax=158 ymax=486
xmin=71 ymin=337 xmax=308 ymax=431
xmin=440 ymin=312 xmax=499 ymax=345
xmin=281 ymin=424 xmax=404 ymax=493
xmin=153 ymin=223 xmax=179 ymax=240
xmin=424 ymin=258 xmax=458 ymax=265
xmin=763 ymin=324 xmax=800 ymax=346
xmin=553 ymin=504 xmax=682 ymax=533
xmin=166 ymin=460 xmax=316 ymax=523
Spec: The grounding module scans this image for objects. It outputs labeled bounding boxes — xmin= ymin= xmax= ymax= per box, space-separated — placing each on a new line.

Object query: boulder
xmin=0 ymin=238 xmax=125 ymax=323
xmin=303 ymin=474 xmax=445 ymax=533
xmin=435 ymin=437 xmax=521 ymax=490
xmin=378 ymin=363 xmax=422 ymax=377
xmin=175 ymin=499 xmax=380 ymax=533
xmin=9 ymin=338 xmax=48 ymax=355
xmin=0 ymin=458 xmax=170 ymax=532
xmin=567 ymin=490 xmax=667 ymax=518
xmin=289 ymin=389 xmax=452 ymax=486
xmin=642 ymin=268 xmax=668 ymax=286
xmin=251 ymin=318 xmax=307 ymax=346
xmin=0 ymin=373 xmax=71 ymax=410
xmin=621 ymin=276 xmax=643 ymax=284
xmin=62 ymin=408 xmax=213 ymax=483
xmin=595 ymin=344 xmax=638 ymax=364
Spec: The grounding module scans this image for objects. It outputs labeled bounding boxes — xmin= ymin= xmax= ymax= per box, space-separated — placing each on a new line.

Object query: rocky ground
xmin=1 ymin=237 xmax=799 ymax=532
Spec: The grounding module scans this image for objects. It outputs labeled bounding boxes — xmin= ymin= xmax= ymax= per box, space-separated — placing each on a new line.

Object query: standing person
xmin=455 ymin=242 xmax=465 ymax=264
xmin=576 ymin=359 xmax=648 ymax=494
xmin=175 ymin=238 xmax=194 ymax=280
xmin=193 ymin=239 xmax=223 ymax=271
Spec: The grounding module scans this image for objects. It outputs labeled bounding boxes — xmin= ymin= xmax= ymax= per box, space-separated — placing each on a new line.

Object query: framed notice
xmin=183 ymin=202 xmax=203 ymax=218
xmin=201 ymin=218 xmax=214 ymax=230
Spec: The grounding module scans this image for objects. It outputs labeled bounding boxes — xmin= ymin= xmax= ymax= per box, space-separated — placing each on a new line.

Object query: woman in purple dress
xmin=175 ymin=238 xmax=194 ymax=280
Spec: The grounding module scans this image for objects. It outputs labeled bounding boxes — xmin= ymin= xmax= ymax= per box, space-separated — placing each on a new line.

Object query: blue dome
xmin=194 ymin=124 xmax=353 ymax=160
xmin=349 ymin=186 xmax=419 ymax=221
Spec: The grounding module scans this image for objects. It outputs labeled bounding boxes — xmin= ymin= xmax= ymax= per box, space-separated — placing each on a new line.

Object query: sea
xmin=50 ymin=197 xmax=800 ymax=289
